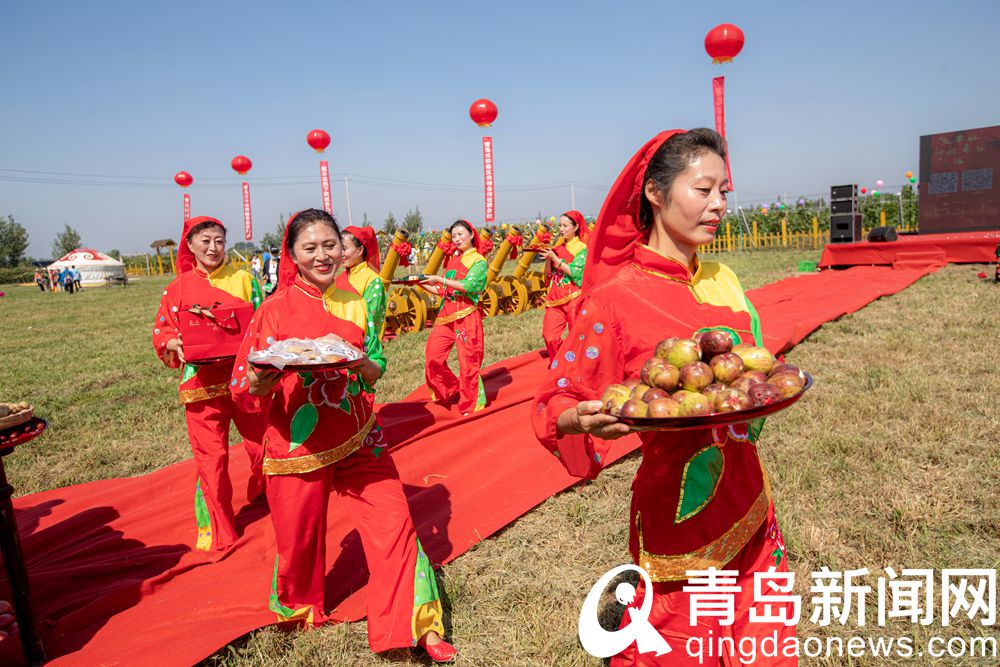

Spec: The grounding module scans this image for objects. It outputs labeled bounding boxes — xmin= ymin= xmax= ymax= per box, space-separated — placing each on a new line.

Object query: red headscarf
xmin=176 ymin=216 xmax=227 ymax=274
xmin=451 ymin=219 xmax=483 ymax=255
xmin=581 ymin=130 xmax=684 ymax=295
xmin=560 ymin=209 xmax=589 ymax=243
xmin=343 ymin=225 xmax=381 ymax=271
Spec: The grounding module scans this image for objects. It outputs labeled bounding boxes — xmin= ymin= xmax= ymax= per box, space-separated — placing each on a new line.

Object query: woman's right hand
xmin=557 ymin=401 xmax=631 ymax=440
xmin=164 ymin=336 xmax=186 ymax=365
xmin=247 ymin=366 xmax=282 ymax=396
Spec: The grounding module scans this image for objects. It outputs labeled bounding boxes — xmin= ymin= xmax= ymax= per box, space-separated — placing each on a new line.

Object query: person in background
xmin=71 ymin=265 xmax=83 ymax=291
xmin=34 ymin=270 xmax=46 ymax=292
xmin=152 ymin=216 xmax=267 ymax=552
xmin=251 ymin=254 xmax=262 ymax=281
xmin=264 ymin=247 xmax=280 ymax=295
xmin=417 ymin=219 xmax=489 ymax=415
xmin=61 ymin=267 xmax=75 ymax=294
xmin=539 ymin=210 xmax=589 ymax=360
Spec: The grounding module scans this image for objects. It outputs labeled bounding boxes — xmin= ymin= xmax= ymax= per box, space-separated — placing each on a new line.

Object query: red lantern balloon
xmin=469 ymin=98 xmax=498 ymax=127
xmin=306 ymin=129 xmax=331 ymax=153
xmin=231 ymin=155 xmax=252 ymax=175
xmin=704 ymin=23 xmax=745 ymax=64
xmin=174 ymin=171 xmax=193 ymax=188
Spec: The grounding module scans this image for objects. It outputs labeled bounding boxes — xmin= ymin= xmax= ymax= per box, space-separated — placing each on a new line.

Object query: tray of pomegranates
xmin=601 ymin=330 xmax=813 ymax=432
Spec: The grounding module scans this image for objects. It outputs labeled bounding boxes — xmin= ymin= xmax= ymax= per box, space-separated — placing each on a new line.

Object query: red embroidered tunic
xmin=232 ymin=275 xmax=376 ymax=475
xmin=532 ymin=245 xmax=770 ymax=582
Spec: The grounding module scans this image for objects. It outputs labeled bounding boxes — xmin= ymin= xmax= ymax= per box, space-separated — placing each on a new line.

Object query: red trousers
xmin=184 ymin=394 xmax=265 ymax=551
xmin=542 ymin=301 xmax=579 ymax=361
xmin=425 ymin=313 xmax=485 ymax=414
xmin=612 ymin=506 xmax=797 ymax=666
xmin=266 ymin=446 xmax=421 ymax=652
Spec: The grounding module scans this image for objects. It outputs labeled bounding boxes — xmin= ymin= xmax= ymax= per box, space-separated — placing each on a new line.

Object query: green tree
xmin=403 ymin=206 xmax=424 ymax=235
xmin=260 ymin=218 xmax=285 ymax=253
xmin=51 ymin=223 xmax=82 ymax=259
xmin=382 ymin=212 xmax=398 ymax=236
xmin=106 ymin=249 xmax=121 ymax=260
xmin=0 ymin=215 xmax=29 ymax=268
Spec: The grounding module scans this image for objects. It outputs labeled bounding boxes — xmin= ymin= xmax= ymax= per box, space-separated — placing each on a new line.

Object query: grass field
xmin=2 ymin=249 xmax=997 ymax=666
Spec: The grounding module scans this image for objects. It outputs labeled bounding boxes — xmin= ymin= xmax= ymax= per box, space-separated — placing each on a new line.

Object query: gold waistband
xmin=263 ymin=412 xmax=376 ymax=475
xmin=435 ymin=305 xmax=477 ymax=326
xmin=545 ymin=290 xmax=581 ymax=308
xmin=179 ymin=383 xmax=231 ymax=404
xmin=636 ymin=483 xmax=771 ymax=582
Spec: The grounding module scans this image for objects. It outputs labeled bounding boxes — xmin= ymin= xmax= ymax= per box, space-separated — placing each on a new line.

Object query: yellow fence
xmin=700 ymin=216 xmax=917 ymax=254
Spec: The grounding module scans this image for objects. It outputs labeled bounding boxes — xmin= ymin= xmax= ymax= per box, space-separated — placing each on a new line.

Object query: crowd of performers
xmin=152 ymin=126 xmax=795 ymax=665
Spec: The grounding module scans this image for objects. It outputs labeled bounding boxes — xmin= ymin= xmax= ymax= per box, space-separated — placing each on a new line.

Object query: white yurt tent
xmin=48 ymin=248 xmax=125 ymax=286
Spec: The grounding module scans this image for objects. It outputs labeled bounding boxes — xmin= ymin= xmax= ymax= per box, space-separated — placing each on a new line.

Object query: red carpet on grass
xmin=1 ymin=263 xmax=942 ymax=666
xmin=818 ymin=230 xmax=999 ymax=269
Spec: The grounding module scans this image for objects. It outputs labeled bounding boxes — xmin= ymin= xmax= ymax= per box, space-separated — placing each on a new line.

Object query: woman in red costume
xmin=232 ymin=209 xmax=456 ymax=661
xmin=532 ymin=130 xmax=796 ymax=666
xmin=418 ymin=219 xmax=488 ymax=415
xmin=152 ymin=216 xmax=266 ymax=551
xmin=336 ymin=225 xmax=387 ymax=340
xmin=540 ymin=210 xmax=589 ymax=360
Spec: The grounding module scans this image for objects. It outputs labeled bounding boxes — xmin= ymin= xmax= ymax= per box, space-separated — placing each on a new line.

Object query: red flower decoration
xmin=535 ymin=230 xmax=553 ymax=245
xmin=479 ymin=236 xmax=494 ymax=255
xmin=306 ymin=372 xmax=348 ymax=408
xmin=437 ymin=240 xmax=457 ymax=256
xmin=393 ymin=242 xmax=413 ymax=266
xmin=978 ymin=271 xmax=988 ymax=279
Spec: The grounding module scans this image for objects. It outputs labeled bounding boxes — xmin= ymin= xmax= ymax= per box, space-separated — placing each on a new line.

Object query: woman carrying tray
xmin=539 ymin=209 xmax=589 ymax=360
xmin=232 ymin=209 xmax=456 ymax=662
xmin=152 ymin=216 xmax=267 ymax=551
xmin=336 ymin=225 xmax=387 ymax=340
xmin=532 ymin=130 xmax=796 ymax=666
xmin=417 ymin=219 xmax=489 ymax=415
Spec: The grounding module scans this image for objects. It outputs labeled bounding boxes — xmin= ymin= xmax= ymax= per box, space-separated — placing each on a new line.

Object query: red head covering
xmin=560 ymin=209 xmax=589 ymax=243
xmin=343 ymin=225 xmax=381 ymax=271
xmin=451 ymin=219 xmax=482 ymax=254
xmin=581 ymin=130 xmax=684 ymax=295
xmin=177 ymin=216 xmax=227 ymax=274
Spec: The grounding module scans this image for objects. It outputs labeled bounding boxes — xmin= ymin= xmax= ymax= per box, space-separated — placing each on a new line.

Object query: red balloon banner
xmin=469 ymin=99 xmax=498 ymax=127
xmin=704 ymin=23 xmax=745 ymax=64
xmin=306 ymin=129 xmax=331 ymax=153
xmin=174 ymin=171 xmax=193 ymax=188
xmin=231 ymin=155 xmax=252 ymax=175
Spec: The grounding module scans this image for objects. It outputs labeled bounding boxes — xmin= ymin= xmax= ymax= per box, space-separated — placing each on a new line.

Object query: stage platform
xmin=818 ymin=230 xmax=999 ymax=269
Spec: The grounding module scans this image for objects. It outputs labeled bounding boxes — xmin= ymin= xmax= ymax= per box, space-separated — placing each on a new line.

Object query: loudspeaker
xmin=830 ymin=199 xmax=857 ymax=215
xmin=867 ymin=226 xmax=898 ymax=243
xmin=830 ymin=213 xmax=862 ymax=243
xmin=831 ymin=184 xmax=858 ymax=200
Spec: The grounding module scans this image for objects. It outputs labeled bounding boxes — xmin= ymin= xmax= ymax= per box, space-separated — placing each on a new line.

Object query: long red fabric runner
xmin=1 ymin=264 xmax=941 ymax=666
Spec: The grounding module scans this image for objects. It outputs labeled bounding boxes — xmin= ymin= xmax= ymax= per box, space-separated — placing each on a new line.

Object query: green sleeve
xmin=250 ymin=276 xmax=265 ymax=310
xmin=568 ymin=248 xmax=587 ymax=287
xmin=458 ymin=259 xmax=488 ymax=303
xmin=361 ymin=278 xmax=387 ymax=379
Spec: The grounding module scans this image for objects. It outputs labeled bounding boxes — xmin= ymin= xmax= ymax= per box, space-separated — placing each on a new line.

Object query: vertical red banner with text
xmin=712 ymin=76 xmax=734 ymax=189
xmin=242 ymin=182 xmax=253 ymax=241
xmin=183 ymin=193 xmax=191 ymax=222
xmin=320 ymin=160 xmax=333 ymax=214
xmin=482 ymin=136 xmax=495 ymax=222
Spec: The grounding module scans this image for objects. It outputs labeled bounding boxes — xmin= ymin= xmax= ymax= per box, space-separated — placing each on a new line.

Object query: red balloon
xmin=704 ymin=23 xmax=745 ymax=64
xmin=860 ymin=187 xmax=867 ymax=194
xmin=306 ymin=129 xmax=331 ymax=153
xmin=469 ymin=98 xmax=498 ymax=127
xmin=174 ymin=171 xmax=193 ymax=188
xmin=231 ymin=155 xmax=252 ymax=175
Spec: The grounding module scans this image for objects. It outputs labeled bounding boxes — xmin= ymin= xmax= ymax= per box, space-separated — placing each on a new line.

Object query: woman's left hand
xmin=247 ymin=366 xmax=282 ymax=396
xmin=358 ymin=358 xmax=382 ymax=386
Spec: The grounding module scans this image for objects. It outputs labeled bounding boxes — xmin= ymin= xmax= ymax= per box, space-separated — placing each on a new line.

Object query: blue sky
xmin=2 ymin=0 xmax=998 ymax=257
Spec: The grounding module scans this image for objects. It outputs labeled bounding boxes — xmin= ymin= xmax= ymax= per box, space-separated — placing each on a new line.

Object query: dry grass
xmin=2 ymin=252 xmax=997 ymax=666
